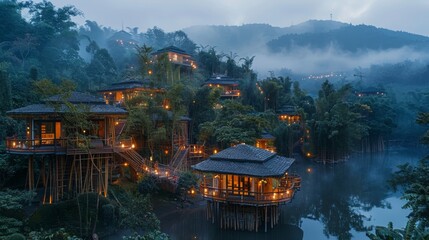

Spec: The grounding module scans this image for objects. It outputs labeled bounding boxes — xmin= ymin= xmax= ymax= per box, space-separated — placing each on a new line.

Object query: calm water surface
xmin=156 ymin=148 xmax=426 ymax=240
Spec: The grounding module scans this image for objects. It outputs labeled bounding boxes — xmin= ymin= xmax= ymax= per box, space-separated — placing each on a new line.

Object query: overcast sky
xmin=44 ymin=0 xmax=429 ymax=36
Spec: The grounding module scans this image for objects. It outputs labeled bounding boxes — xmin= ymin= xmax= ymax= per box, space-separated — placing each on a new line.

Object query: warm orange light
xmin=286 ymin=190 xmax=290 ymax=195
xmin=12 ymin=142 xmax=16 ymax=147
xmin=204 ymin=188 xmax=208 ymax=193
xmin=115 ymin=121 xmax=119 ymax=125
xmin=213 ymin=149 xmax=217 ymax=154
xmin=165 ymin=105 xmax=169 ymax=109
xmin=132 ymin=144 xmax=135 ymax=149
xmin=148 ymin=70 xmax=152 ymax=75
xmin=124 ymin=162 xmax=128 ymax=167
xmin=165 ymin=150 xmax=169 ymax=155
xmin=307 ymin=168 xmax=312 ymax=173
xmin=191 ymin=189 xmax=195 ymax=194
xmin=121 ymin=143 xmax=125 ymax=148
xmin=306 ymin=152 xmax=311 ymax=157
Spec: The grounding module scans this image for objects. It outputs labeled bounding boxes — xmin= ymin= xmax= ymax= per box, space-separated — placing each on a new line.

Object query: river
xmin=155 ymin=148 xmax=426 ymax=240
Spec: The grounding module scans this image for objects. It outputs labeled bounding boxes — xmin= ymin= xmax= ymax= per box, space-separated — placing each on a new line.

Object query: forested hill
xmin=267 ymin=24 xmax=429 ymax=53
xmin=183 ymin=20 xmax=348 ymax=54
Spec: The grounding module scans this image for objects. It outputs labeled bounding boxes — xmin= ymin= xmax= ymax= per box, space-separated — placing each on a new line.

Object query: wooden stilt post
xmin=264 ymin=206 xmax=267 ymax=232
xmin=28 ymin=157 xmax=33 ymax=191
xmin=256 ymin=207 xmax=258 ymax=232
xmin=104 ymin=156 xmax=109 ymax=197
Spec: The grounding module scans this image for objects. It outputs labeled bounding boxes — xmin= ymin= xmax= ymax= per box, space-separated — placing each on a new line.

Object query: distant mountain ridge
xmin=183 ymin=20 xmax=429 ymax=79
xmin=183 ymin=20 xmax=429 ymax=54
xmin=267 ymin=24 xmax=429 ymax=53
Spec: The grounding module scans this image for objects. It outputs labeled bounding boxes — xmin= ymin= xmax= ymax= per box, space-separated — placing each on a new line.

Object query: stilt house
xmin=192 ymin=144 xmax=301 ymax=232
xmin=5 ymin=92 xmax=135 ymax=203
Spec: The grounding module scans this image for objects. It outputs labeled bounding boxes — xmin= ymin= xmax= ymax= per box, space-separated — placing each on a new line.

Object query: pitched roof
xmin=192 ymin=144 xmax=294 ymax=177
xmin=153 ymin=46 xmax=190 ymax=56
xmin=7 ymin=92 xmax=127 ymax=117
xmin=277 ymin=105 xmax=298 ymax=115
xmin=7 ymin=104 xmax=127 ymax=116
xmin=259 ymin=132 xmax=275 ymax=139
xmin=203 ymin=75 xmax=239 ymax=86
xmin=97 ymin=79 xmax=165 ymax=92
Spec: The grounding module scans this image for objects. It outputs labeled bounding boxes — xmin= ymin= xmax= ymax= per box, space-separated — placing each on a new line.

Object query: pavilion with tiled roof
xmin=192 ymin=144 xmax=301 ymax=232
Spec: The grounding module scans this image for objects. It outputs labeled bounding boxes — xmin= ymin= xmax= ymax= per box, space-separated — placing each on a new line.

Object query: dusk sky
xmin=42 ymin=0 xmax=429 ymax=36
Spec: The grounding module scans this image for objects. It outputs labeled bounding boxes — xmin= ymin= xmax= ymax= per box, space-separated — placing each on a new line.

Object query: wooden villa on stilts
xmin=5 ymin=92 xmax=129 ymax=203
xmin=192 ymin=143 xmax=301 ymax=232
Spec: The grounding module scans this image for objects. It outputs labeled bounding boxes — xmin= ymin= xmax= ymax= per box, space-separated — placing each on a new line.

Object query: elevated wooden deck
xmin=200 ymin=175 xmax=301 ymax=206
xmin=6 ymin=137 xmax=120 ymax=155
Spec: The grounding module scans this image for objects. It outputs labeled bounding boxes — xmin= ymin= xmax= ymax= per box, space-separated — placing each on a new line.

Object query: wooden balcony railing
xmin=6 ymin=137 xmax=135 ymax=155
xmin=221 ymin=90 xmax=240 ymax=97
xmin=199 ymin=185 xmax=296 ymax=206
xmin=6 ymin=137 xmax=68 ymax=154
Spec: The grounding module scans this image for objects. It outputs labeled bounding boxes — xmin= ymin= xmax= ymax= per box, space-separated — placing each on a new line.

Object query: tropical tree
xmin=312 ymin=80 xmax=367 ymax=162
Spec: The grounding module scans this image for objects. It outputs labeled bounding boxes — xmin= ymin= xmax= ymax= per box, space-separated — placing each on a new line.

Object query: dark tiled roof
xmin=260 ymin=132 xmax=275 ymax=139
xmin=108 ymin=30 xmax=134 ymax=41
xmin=203 ymin=75 xmax=239 ymax=86
xmin=212 ymin=144 xmax=275 ymax=162
xmin=7 ymin=103 xmax=127 ymax=116
xmin=44 ymin=92 xmax=105 ymax=104
xmin=277 ymin=105 xmax=298 ymax=115
xmin=98 ymin=80 xmax=165 ymax=92
xmin=192 ymin=144 xmax=294 ymax=177
xmin=153 ymin=46 xmax=190 ymax=56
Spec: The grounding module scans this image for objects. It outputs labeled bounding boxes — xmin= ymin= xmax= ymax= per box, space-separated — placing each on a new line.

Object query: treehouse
xmin=202 ymin=75 xmax=241 ymax=98
xmin=98 ymin=79 xmax=166 ymax=107
xmin=255 ymin=132 xmax=276 ymax=152
xmin=152 ymin=46 xmax=197 ymax=70
xmin=5 ymin=92 xmax=132 ymax=203
xmin=192 ymin=144 xmax=301 ymax=232
xmin=277 ymin=105 xmax=301 ymax=124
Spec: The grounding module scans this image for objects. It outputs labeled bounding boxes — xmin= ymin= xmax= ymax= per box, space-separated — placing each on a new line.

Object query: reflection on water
xmin=157 ymin=148 xmax=426 ymax=240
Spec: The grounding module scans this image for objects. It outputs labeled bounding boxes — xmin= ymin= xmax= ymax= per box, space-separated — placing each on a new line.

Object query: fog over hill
xmin=183 ymin=20 xmax=429 ymax=80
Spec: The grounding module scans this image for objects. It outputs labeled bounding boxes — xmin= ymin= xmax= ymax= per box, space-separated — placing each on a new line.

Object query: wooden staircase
xmin=169 ymin=146 xmax=189 ymax=173
xmin=114 ymin=148 xmax=147 ymax=173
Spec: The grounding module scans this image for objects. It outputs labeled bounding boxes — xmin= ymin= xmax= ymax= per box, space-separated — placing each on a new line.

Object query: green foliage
xmin=176 ymin=171 xmax=198 ymax=195
xmin=0 ymin=69 xmax=11 ymax=114
xmin=118 ymin=193 xmax=160 ymax=232
xmin=86 ymin=48 xmax=117 ymax=90
xmin=3 ymin=233 xmax=26 ymax=240
xmin=122 ymin=230 xmax=169 ymax=240
xmin=0 ymin=189 xmax=35 ymax=237
xmin=0 ymin=216 xmax=23 ymax=237
xmin=28 ymin=228 xmax=83 ymax=240
xmin=32 ymin=79 xmax=76 ymax=99
xmin=366 ymin=222 xmax=404 ymax=240
xmin=416 ymin=112 xmax=429 ymax=145
xmin=138 ymin=174 xmax=159 ymax=195
xmin=312 ymin=80 xmax=368 ymax=161
xmin=28 ymin=193 xmax=117 ymax=237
